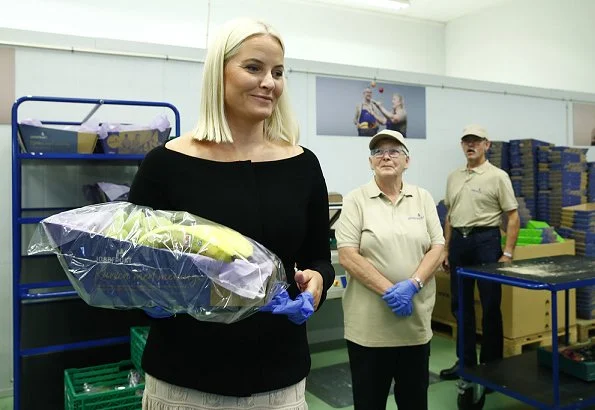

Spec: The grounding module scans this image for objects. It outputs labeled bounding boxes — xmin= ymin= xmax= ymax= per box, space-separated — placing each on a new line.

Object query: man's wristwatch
xmin=412 ymin=276 xmax=424 ymax=290
xmin=503 ymin=251 xmax=513 ymax=258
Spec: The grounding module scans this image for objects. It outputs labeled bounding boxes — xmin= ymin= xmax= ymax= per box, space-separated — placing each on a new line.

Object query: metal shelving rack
xmin=457 ymin=255 xmax=595 ymax=410
xmin=11 ymin=96 xmax=180 ymax=409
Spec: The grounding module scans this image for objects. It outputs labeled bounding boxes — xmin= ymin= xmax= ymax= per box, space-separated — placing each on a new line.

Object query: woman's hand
xmin=294 ymin=269 xmax=324 ymax=310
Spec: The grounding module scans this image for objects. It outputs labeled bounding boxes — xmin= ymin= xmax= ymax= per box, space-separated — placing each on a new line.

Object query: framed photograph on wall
xmin=0 ymin=48 xmax=15 ymax=125
xmin=572 ymin=103 xmax=595 ymax=146
xmin=315 ymin=76 xmax=426 ymax=139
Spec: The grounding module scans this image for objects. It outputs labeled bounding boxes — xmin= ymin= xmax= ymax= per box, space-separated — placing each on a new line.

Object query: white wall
xmin=0 ymin=122 xmax=12 ymax=397
xmin=0 ymin=0 xmax=446 ymax=75
xmin=305 ymin=83 xmax=568 ymax=201
xmin=0 ymin=0 xmax=207 ymax=48
xmin=445 ymin=0 xmax=595 ymax=94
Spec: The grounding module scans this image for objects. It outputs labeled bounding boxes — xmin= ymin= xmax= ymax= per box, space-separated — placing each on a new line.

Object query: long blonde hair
xmin=193 ymin=18 xmax=299 ymax=145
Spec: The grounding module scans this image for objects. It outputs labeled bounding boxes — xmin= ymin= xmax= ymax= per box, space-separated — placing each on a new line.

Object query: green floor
xmin=306 ymin=335 xmax=531 ymax=410
xmin=0 ymin=336 xmax=536 ymax=409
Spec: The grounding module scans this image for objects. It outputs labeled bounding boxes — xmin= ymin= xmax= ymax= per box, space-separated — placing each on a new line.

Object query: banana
xmin=145 ymin=214 xmax=173 ymax=231
xmin=102 ymin=209 xmax=173 ymax=242
xmin=123 ymin=210 xmax=147 ymax=238
xmin=138 ymin=224 xmax=253 ymax=262
xmin=103 ymin=210 xmax=129 ymax=240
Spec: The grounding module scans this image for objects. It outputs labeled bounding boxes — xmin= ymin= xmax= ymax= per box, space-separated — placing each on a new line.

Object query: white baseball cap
xmin=369 ymin=130 xmax=409 ymax=155
xmin=462 ymin=124 xmax=488 ymax=140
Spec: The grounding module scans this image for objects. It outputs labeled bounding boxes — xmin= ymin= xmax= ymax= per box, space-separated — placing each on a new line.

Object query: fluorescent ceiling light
xmin=309 ymin=0 xmax=410 ymax=13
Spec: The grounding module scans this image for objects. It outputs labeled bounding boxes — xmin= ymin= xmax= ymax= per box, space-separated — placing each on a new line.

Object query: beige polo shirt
xmin=445 ymin=160 xmax=518 ymax=228
xmin=335 ymin=180 xmax=444 ymax=347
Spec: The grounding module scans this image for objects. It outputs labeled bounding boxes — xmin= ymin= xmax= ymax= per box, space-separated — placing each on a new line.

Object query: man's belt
xmin=453 ymin=226 xmax=499 ymax=238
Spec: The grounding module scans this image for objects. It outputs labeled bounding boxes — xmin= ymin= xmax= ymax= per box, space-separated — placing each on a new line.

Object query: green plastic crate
xmin=516 ymin=236 xmax=544 ymax=244
xmin=130 ymin=327 xmax=150 ymax=375
xmin=537 ymin=345 xmax=595 ymax=382
xmin=519 ymin=228 xmax=546 ymax=237
xmin=526 ymin=220 xmax=551 ymax=229
xmin=64 ymin=360 xmax=144 ymax=410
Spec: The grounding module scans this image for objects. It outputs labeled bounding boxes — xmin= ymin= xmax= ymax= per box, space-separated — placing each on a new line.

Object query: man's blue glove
xmin=382 ymin=279 xmax=419 ymax=317
xmin=260 ymin=289 xmax=315 ymax=325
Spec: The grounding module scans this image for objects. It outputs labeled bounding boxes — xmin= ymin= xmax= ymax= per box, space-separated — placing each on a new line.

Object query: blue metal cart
xmin=456 ymin=255 xmax=595 ymax=410
xmin=11 ymin=96 xmax=180 ymax=409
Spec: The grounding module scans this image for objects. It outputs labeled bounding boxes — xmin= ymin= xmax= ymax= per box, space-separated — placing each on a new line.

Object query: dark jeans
xmin=346 ymin=340 xmax=430 ymax=410
xmin=449 ymin=227 xmax=503 ymax=367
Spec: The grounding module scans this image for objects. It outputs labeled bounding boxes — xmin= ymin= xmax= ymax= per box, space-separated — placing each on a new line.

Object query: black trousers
xmin=346 ymin=340 xmax=430 ymax=410
xmin=449 ymin=227 xmax=503 ymax=367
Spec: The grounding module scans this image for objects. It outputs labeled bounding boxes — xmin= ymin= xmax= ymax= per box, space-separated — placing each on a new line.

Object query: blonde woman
xmin=373 ymin=93 xmax=408 ymax=137
xmin=129 ymin=18 xmax=334 ymax=410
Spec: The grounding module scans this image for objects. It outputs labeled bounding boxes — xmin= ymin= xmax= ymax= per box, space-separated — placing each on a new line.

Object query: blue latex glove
xmin=143 ymin=306 xmax=174 ymax=319
xmin=382 ymin=279 xmax=419 ymax=317
xmin=260 ymin=289 xmax=315 ymax=325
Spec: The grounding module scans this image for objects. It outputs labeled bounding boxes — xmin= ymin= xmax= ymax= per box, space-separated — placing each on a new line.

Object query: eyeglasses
xmin=370 ymin=148 xmax=406 ymax=158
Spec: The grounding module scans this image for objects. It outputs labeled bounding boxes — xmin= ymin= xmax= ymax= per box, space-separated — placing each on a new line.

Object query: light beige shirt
xmin=445 ymin=160 xmax=518 ymax=227
xmin=336 ymin=180 xmax=444 ymax=347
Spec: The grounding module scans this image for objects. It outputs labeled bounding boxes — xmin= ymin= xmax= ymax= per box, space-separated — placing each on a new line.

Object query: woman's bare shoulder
xmin=164 ymin=133 xmax=190 ymax=152
xmin=164 ymin=133 xmax=210 ymax=158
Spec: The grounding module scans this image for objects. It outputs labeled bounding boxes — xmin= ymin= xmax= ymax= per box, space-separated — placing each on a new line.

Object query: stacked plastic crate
xmin=62 ymin=327 xmax=150 ymax=408
xmin=559 ymin=204 xmax=595 ymax=319
xmin=540 ymin=148 xmax=588 ymax=227
xmin=515 ymin=197 xmax=533 ymax=228
xmin=559 ymin=204 xmax=595 ymax=257
xmin=509 ymin=139 xmax=551 ymax=221
xmin=64 ymin=361 xmax=144 ymax=409
xmin=536 ymin=146 xmax=552 ymax=223
xmin=486 ymin=141 xmax=510 ymax=174
xmin=577 ymin=286 xmax=595 ymax=319
xmin=588 ymin=162 xmax=595 ymax=203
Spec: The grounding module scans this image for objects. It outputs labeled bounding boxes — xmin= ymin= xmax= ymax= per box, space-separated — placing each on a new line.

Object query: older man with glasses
xmin=439 ymin=125 xmax=520 ymax=404
xmin=335 ymin=130 xmax=444 ymax=410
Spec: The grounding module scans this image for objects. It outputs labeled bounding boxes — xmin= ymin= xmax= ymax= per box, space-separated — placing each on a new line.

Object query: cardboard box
xmin=513 ymin=239 xmax=575 ymax=260
xmin=433 ymin=269 xmax=481 ymax=325
xmin=562 ymin=203 xmax=595 ymax=212
xmin=433 ymin=270 xmax=455 ymax=323
xmin=435 ymin=240 xmax=577 ymax=339
xmin=502 ymin=240 xmax=576 ymax=338
xmin=18 ymin=123 xmax=98 ymax=154
xmin=328 ymin=192 xmax=343 ymax=204
xmin=98 ymin=128 xmax=171 ymax=154
xmin=500 ymin=286 xmax=576 ymax=339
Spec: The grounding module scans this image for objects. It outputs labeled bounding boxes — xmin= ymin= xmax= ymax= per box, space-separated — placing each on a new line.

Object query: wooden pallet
xmin=503 ymin=326 xmax=578 ymax=358
xmin=432 ymin=317 xmax=490 ymax=340
xmin=576 ymin=318 xmax=595 ymax=343
xmin=431 ymin=318 xmax=457 ymax=339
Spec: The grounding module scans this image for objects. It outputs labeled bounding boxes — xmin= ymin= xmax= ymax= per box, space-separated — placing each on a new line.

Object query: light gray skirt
xmin=142 ymin=373 xmax=308 ymax=410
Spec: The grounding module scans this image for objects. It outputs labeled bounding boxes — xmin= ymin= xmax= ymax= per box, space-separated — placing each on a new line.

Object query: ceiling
xmin=399 ymin=0 xmax=513 ymax=22
xmin=305 ymin=0 xmax=514 ymax=23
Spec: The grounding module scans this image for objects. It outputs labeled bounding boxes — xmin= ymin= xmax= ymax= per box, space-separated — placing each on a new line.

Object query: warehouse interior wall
xmin=0 ymin=0 xmax=446 ymax=75
xmin=445 ymin=0 xmax=595 ymax=95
